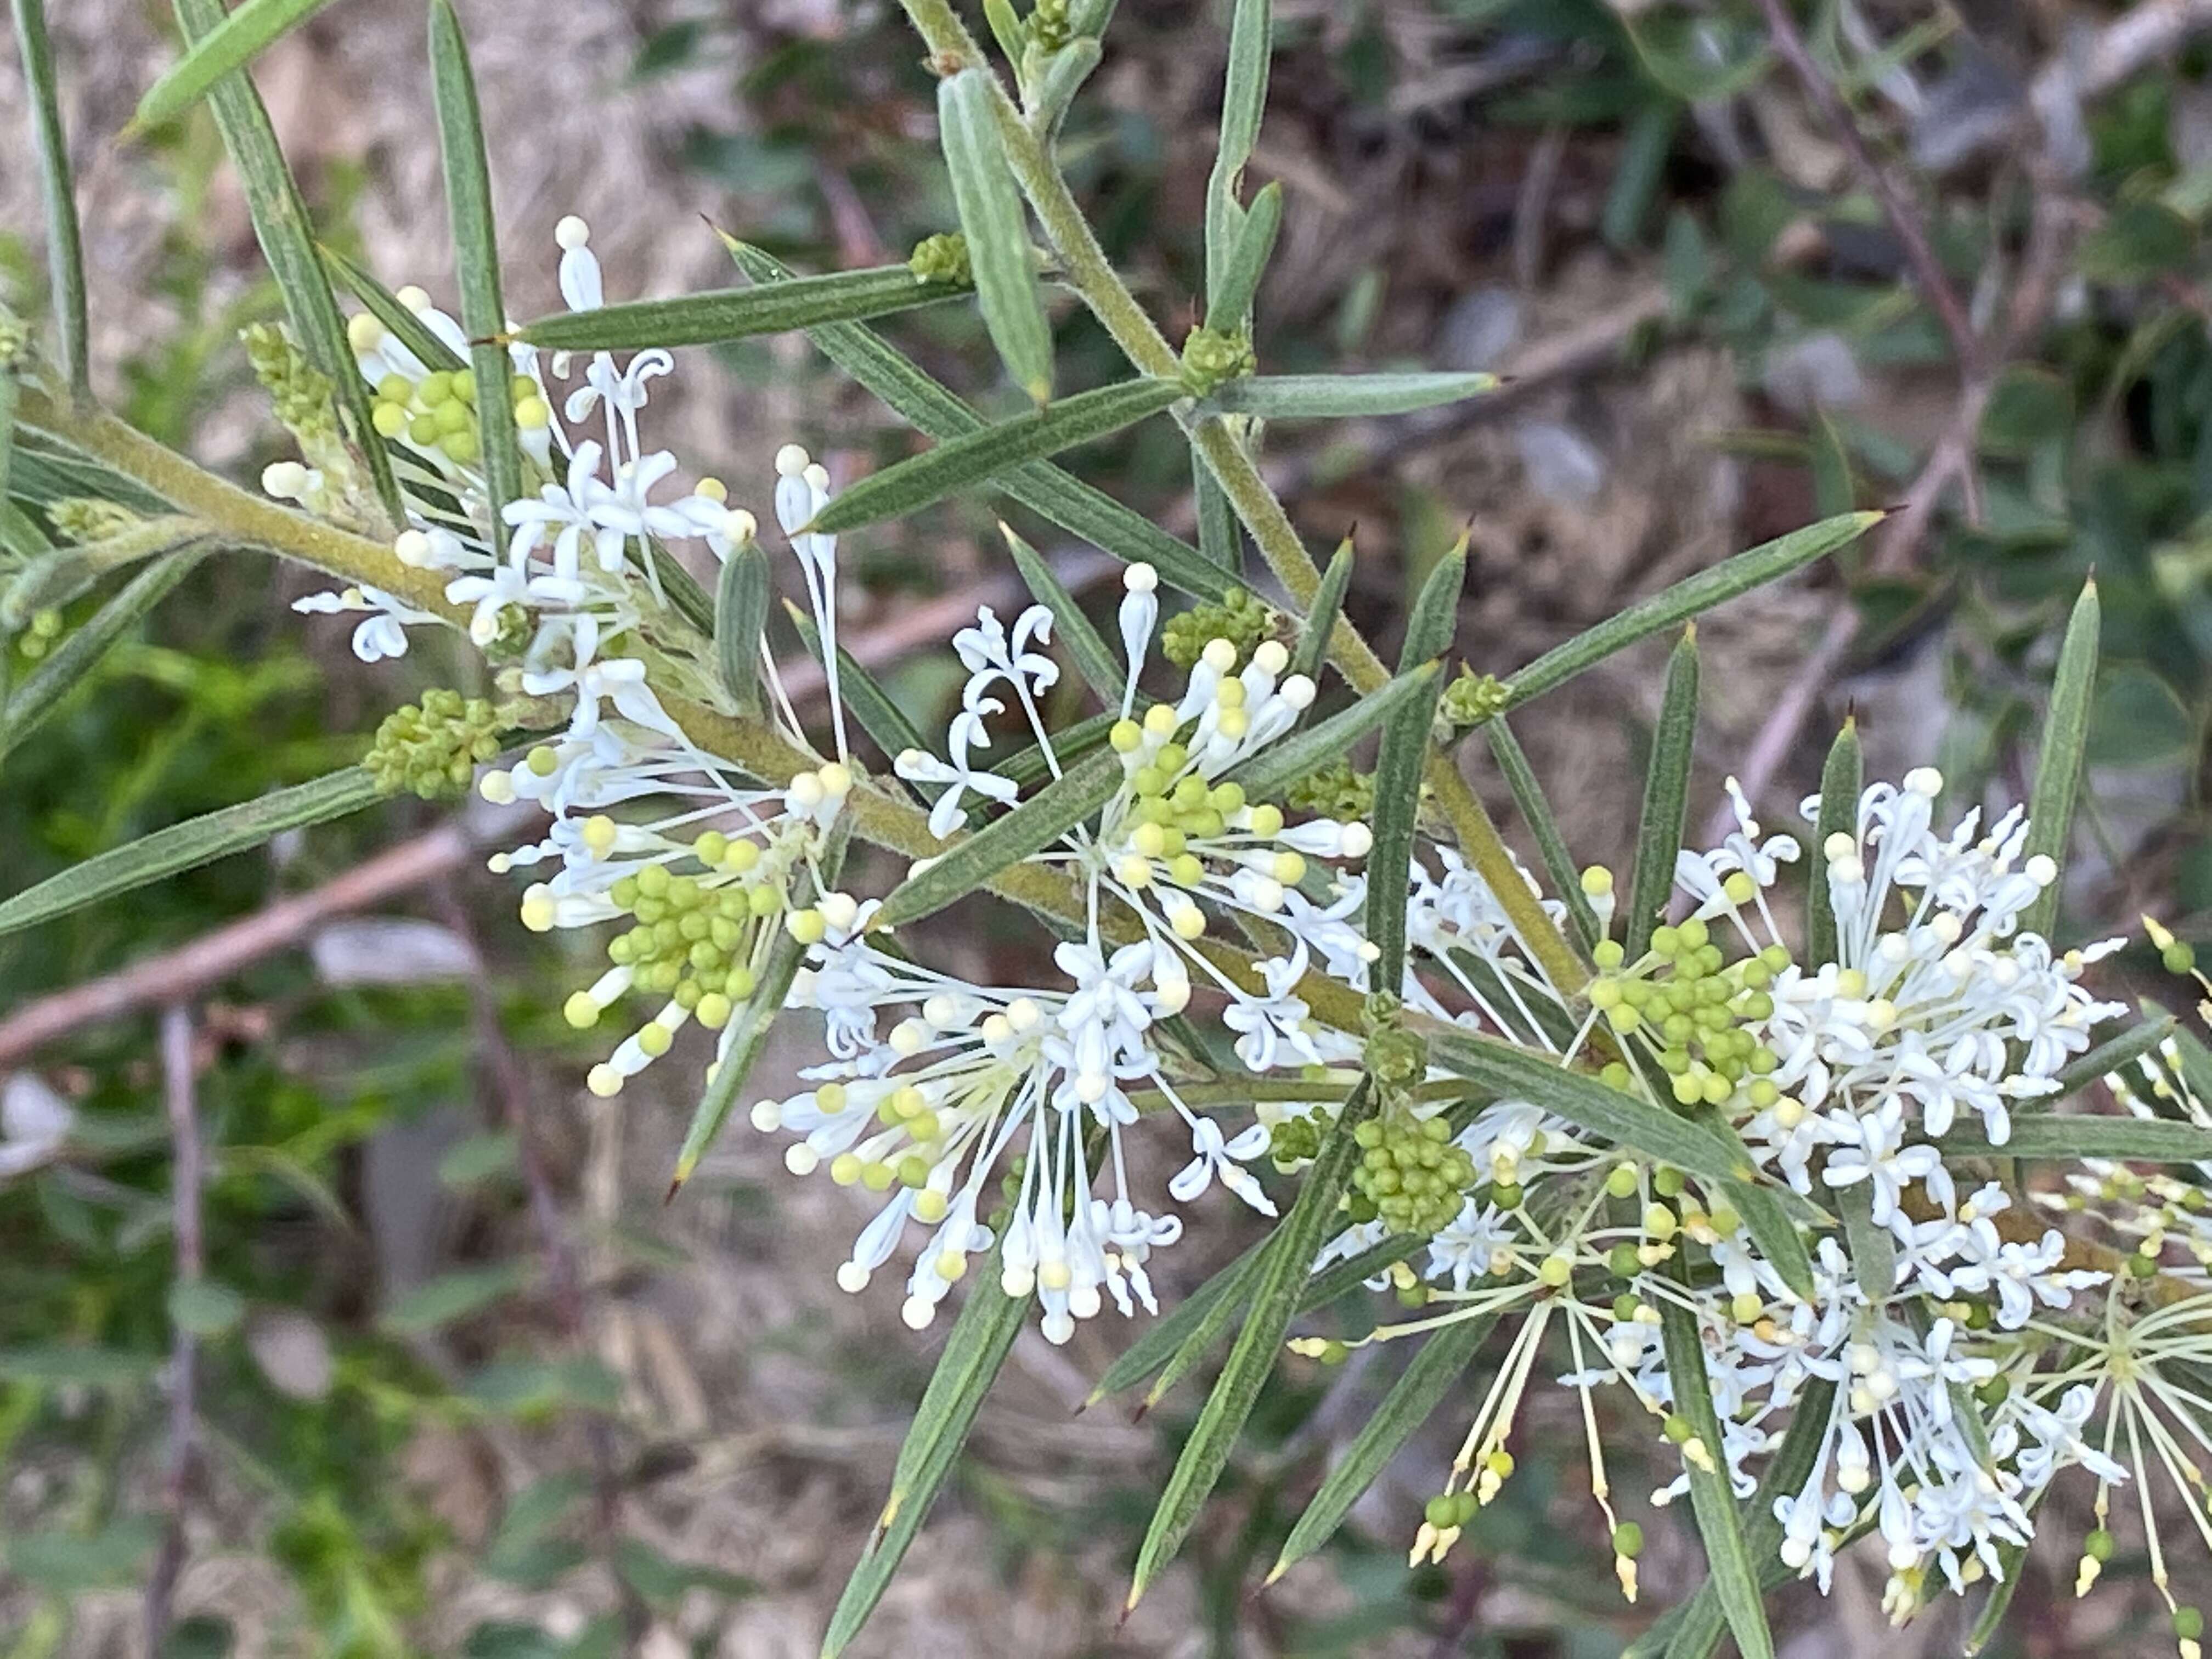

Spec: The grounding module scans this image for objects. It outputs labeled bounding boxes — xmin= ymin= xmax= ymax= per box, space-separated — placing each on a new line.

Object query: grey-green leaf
xmin=318 ymin=242 xmax=467 ymax=375
xmin=940 ymin=68 xmax=1054 ymax=404
xmin=428 ymin=0 xmax=520 ymax=555
xmin=0 ymin=767 xmax=383 ymax=937
xmin=1127 ymin=1082 xmax=1375 ymax=1609
xmin=721 ymin=239 xmax=1231 ymax=600
xmin=2047 ymin=1013 xmax=2176 ymax=1101
xmin=714 ymin=542 xmax=771 ymax=714
xmin=1366 ymin=550 xmax=1460 ymax=981
xmin=2018 ymin=577 xmax=2098 ymax=941
xmin=820 ymin=1249 xmax=1026 ymax=1658
xmin=1204 ymin=0 xmax=1272 ymax=302
xmin=1500 ymin=511 xmax=1883 ymax=714
xmin=1001 ymin=524 xmax=1123 ymax=706
xmin=1658 ymin=1284 xmax=1775 ymax=1659
xmin=1203 ymin=372 xmax=1499 ymax=420
xmin=14 ymin=0 xmax=88 ymax=398
xmin=1426 ymin=1027 xmax=1756 ymax=1188
xmin=1486 ymin=716 xmax=1601 ymax=949
xmin=1805 ymin=715 xmax=1861 ymax=969
xmin=133 ymin=0 xmax=345 ymax=131
xmin=1206 ymin=178 xmax=1282 ymax=332
xmin=1937 ymin=1116 xmax=2212 ymax=1164
xmin=1623 ymin=628 xmax=1699 ymax=961
xmin=804 ymin=378 xmax=1184 ymax=539
xmin=514 ymin=266 xmax=965 ymax=352
xmin=1289 ymin=532 xmax=1353 ymax=686
xmin=1225 ymin=660 xmax=1441 ymax=802
xmin=872 ymin=746 xmax=1122 ymax=930
xmin=1268 ymin=1312 xmax=1497 ymax=1582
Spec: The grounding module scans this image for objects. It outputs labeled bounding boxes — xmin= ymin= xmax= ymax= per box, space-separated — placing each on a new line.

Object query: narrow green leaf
xmin=1486 ymin=716 xmax=1601 ymax=949
xmin=1500 ymin=511 xmax=1882 ymax=714
xmin=0 ymin=766 xmax=382 ymax=937
xmin=4 ymin=437 xmax=172 ymax=516
xmin=1623 ymin=628 xmax=1699 ymax=961
xmin=1127 ymin=1082 xmax=1376 ymax=1610
xmin=1836 ymin=1179 xmax=1895 ymax=1301
xmin=669 ymin=820 xmax=848 ymax=1194
xmin=1805 ymin=716 xmax=1861 ymax=969
xmin=1658 ymin=1282 xmax=1775 ymax=1659
xmin=1204 ymin=372 xmax=1499 ymax=420
xmin=1204 ymin=0 xmax=1272 ymax=309
xmin=1029 ymin=37 xmax=1102 ymax=136
xmin=1206 ymin=178 xmax=1282 ymax=332
xmin=1088 ymin=1242 xmax=1262 ymax=1404
xmin=1638 ymin=1376 xmax=1837 ymax=1658
xmin=1289 ymin=532 xmax=1353 ymax=686
xmin=3 ymin=516 xmax=207 ymax=629
xmin=1193 ymin=464 xmax=1239 ymax=578
xmin=2018 ymin=577 xmax=2098 ymax=941
xmin=1937 ymin=1116 xmax=2212 ymax=1163
xmin=940 ymin=68 xmax=1053 ymax=404
xmin=514 ymin=267 xmax=963 ymax=352
xmin=873 ymin=746 xmax=1122 ymax=930
xmin=1366 ymin=548 xmax=1462 ymax=981
xmin=1142 ymin=1249 xmax=1267 ymax=1408
xmin=2047 ymin=1013 xmax=2176 ymax=1101
xmin=804 ymin=378 xmax=1184 ymax=539
xmin=1962 ymin=1542 xmax=2029 ymax=1655
xmin=1808 ymin=408 xmax=1854 ymax=521
xmin=714 ymin=542 xmax=771 ymax=714
xmin=1001 ymin=524 xmax=1122 ymax=706
xmin=1268 ymin=1311 xmax=1498 ymax=1581
xmin=134 ymin=0 xmax=343 ymax=131
xmin=1426 ymin=1028 xmax=1753 ymax=1187
xmin=721 ymin=239 xmax=1231 ymax=600
xmin=428 ymin=0 xmax=518 ymax=555
xmin=13 ymin=0 xmax=88 ymax=398
xmin=318 ymin=242 xmax=467 ymax=374
xmin=381 ymin=1262 xmax=531 ymax=1334
xmin=0 ymin=546 xmax=208 ymax=759
xmin=821 ymin=1253 xmax=1026 ymax=1657
xmin=1720 ymin=1172 xmax=1816 ymax=1301
xmin=1226 ymin=659 xmax=1440 ymax=801
xmin=172 ymin=0 xmax=400 ymax=523
xmin=982 ymin=0 xmax=1024 ymax=63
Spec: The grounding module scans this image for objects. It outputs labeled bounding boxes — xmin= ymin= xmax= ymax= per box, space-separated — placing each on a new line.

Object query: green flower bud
xmin=1180 ymin=324 xmax=1256 ymax=396
xmin=908 ymin=232 xmax=972 ymax=286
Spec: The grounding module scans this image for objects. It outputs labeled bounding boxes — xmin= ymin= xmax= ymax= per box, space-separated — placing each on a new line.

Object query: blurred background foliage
xmin=6 ymin=0 xmax=2212 ymax=1654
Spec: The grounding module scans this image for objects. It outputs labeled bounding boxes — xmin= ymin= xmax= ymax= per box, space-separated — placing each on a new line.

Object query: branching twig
xmin=145 ymin=1003 xmax=200 ymax=1650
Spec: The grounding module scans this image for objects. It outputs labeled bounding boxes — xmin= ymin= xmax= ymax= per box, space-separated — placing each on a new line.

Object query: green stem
xmin=966 ymin=64 xmax=1589 ymax=992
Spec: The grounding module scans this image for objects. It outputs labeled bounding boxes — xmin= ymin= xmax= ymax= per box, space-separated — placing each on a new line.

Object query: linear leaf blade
xmin=872 ymin=747 xmax=1121 ymax=930
xmin=1937 ymin=1116 xmax=2212 ymax=1163
xmin=1206 ymin=178 xmax=1281 ymax=332
xmin=1623 ymin=628 xmax=1699 ymax=961
xmin=428 ymin=0 xmax=519 ymax=555
xmin=1367 ymin=549 xmax=1462 ymax=980
xmin=1204 ymin=0 xmax=1272 ymax=307
xmin=1289 ymin=532 xmax=1353 ymax=686
xmin=1486 ymin=716 xmax=1600 ymax=949
xmin=2047 ymin=1013 xmax=2176 ymax=1100
xmin=1127 ymin=1081 xmax=1376 ymax=1609
xmin=805 ymin=379 xmax=1184 ymax=539
xmin=1658 ymin=1284 xmax=1775 ymax=1659
xmin=1501 ymin=511 xmax=1883 ymax=714
xmin=940 ymin=68 xmax=1053 ymax=404
xmin=133 ymin=0 xmax=344 ymax=131
xmin=1 ymin=547 xmax=208 ymax=759
xmin=2019 ymin=577 xmax=2098 ymax=941
xmin=714 ymin=542 xmax=770 ymax=714
xmin=14 ymin=0 xmax=89 ymax=398
xmin=1805 ymin=715 xmax=1861 ymax=969
xmin=0 ymin=768 xmax=383 ymax=936
xmin=1268 ymin=1311 xmax=1497 ymax=1581
xmin=318 ymin=242 xmax=467 ymax=373
xmin=1204 ymin=372 xmax=1499 ymax=420
xmin=514 ymin=267 xmax=962 ymax=351
xmin=721 ymin=238 xmax=1230 ymax=599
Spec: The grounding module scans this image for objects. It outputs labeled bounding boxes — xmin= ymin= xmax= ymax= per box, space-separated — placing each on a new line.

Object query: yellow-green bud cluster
xmin=1437 ymin=666 xmax=1509 ymax=735
xmin=909 ymin=232 xmax=972 ymax=286
xmin=241 ymin=322 xmax=338 ymax=448
xmin=45 ymin=496 xmax=141 ymax=545
xmin=0 ymin=309 xmax=27 ymax=364
xmin=1348 ymin=1111 xmax=1476 ymax=1235
xmin=1160 ymin=588 xmax=1274 ymax=670
xmin=1026 ymin=0 xmax=1073 ymax=51
xmin=1181 ymin=324 xmax=1256 ymax=396
xmin=13 ymin=607 xmax=63 ymax=661
xmin=1286 ymin=758 xmax=1374 ymax=823
xmin=1424 ymin=1489 xmax=1480 ymax=1530
xmin=364 ymin=690 xmax=503 ymax=798
xmin=1269 ymin=1110 xmax=1325 ymax=1169
xmin=368 ymin=364 xmax=543 ymax=466
xmin=1586 ymin=917 xmax=1790 ymax=1112
xmin=588 ymin=830 xmax=780 ymax=1024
